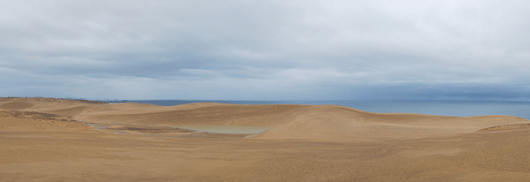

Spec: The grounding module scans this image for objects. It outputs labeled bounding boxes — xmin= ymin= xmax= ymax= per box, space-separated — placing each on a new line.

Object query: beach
xmin=1 ymin=97 xmax=530 ymax=181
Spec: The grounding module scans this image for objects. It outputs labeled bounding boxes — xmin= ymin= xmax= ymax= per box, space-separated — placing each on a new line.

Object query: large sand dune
xmin=1 ymin=97 xmax=530 ymax=181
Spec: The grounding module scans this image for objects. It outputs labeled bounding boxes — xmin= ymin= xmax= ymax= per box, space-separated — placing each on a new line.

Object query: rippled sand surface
xmin=1 ymin=97 xmax=530 ymax=181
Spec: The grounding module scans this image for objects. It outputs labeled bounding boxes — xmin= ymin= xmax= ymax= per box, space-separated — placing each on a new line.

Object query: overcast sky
xmin=1 ymin=0 xmax=530 ymax=100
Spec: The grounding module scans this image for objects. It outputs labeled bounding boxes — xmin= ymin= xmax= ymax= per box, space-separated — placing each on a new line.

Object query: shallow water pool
xmin=173 ymin=126 xmax=272 ymax=134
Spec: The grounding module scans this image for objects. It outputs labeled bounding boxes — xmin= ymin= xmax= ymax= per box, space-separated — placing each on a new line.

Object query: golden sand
xmin=1 ymin=97 xmax=530 ymax=181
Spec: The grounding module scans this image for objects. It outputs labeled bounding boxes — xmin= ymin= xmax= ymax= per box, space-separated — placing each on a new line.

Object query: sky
xmin=1 ymin=0 xmax=530 ymax=101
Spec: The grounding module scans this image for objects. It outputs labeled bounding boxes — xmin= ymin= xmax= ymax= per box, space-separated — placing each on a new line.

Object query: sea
xmin=103 ymin=100 xmax=530 ymax=120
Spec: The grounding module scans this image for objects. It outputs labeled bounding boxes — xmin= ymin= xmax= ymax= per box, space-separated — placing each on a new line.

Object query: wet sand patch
xmin=80 ymin=123 xmax=251 ymax=138
xmin=173 ymin=126 xmax=273 ymax=135
xmin=77 ymin=124 xmax=267 ymax=138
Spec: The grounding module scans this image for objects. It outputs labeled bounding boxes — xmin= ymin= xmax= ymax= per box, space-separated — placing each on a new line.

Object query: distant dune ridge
xmin=2 ymin=97 xmax=526 ymax=141
xmin=1 ymin=97 xmax=530 ymax=181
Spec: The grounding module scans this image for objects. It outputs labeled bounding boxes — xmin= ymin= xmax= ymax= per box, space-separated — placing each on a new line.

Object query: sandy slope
xmin=1 ymin=97 xmax=530 ymax=181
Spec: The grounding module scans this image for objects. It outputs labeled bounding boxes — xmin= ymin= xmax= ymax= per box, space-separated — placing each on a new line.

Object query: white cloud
xmin=0 ymin=0 xmax=529 ymax=100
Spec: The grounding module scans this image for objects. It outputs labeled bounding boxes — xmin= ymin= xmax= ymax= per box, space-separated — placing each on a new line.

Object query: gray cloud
xmin=1 ymin=0 xmax=530 ymax=100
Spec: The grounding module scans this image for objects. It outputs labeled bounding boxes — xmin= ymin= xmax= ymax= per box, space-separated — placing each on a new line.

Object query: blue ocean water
xmin=117 ymin=100 xmax=530 ymax=120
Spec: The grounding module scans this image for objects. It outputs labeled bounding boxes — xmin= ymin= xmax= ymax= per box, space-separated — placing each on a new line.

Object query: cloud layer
xmin=1 ymin=0 xmax=529 ymax=100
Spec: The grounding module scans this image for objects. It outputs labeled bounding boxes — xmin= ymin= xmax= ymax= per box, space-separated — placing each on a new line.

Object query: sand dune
xmin=1 ymin=97 xmax=530 ymax=181
xmin=50 ymin=101 xmax=528 ymax=141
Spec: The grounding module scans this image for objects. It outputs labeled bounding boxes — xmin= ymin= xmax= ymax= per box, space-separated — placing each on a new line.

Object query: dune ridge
xmin=1 ymin=97 xmax=528 ymax=141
